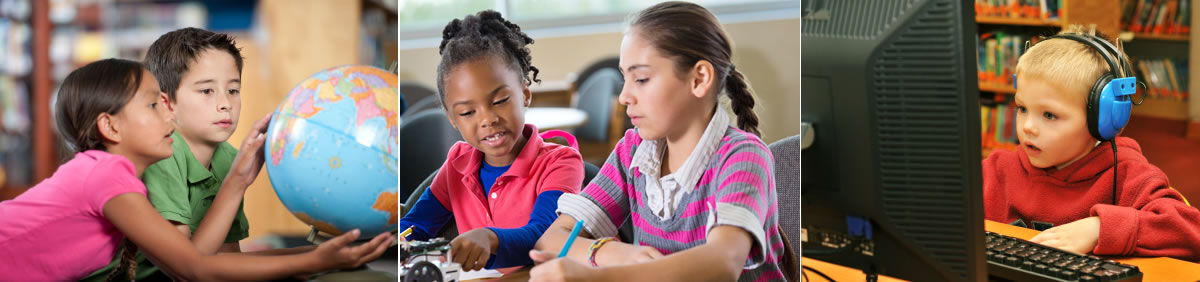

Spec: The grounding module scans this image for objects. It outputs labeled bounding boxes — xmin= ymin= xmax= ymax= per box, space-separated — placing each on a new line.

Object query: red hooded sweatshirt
xmin=983 ymin=137 xmax=1200 ymax=262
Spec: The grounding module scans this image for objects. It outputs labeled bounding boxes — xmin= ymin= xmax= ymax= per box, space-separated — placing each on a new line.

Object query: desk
xmin=463 ymin=266 xmax=530 ymax=281
xmin=800 ymin=220 xmax=1200 ymax=281
xmin=526 ymin=107 xmax=588 ymax=130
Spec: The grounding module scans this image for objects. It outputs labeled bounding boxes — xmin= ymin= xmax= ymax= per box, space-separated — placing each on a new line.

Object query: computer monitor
xmin=800 ymin=0 xmax=986 ymax=281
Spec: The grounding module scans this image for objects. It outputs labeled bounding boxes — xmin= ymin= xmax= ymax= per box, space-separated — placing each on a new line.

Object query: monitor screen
xmin=801 ymin=0 xmax=986 ymax=280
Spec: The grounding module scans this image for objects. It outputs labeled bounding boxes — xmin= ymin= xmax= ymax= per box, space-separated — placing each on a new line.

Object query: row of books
xmin=975 ymin=0 xmax=1060 ymax=19
xmin=0 ymin=0 xmax=34 ymax=187
xmin=980 ymin=100 xmax=1020 ymax=148
xmin=1121 ymin=0 xmax=1191 ymax=35
xmin=978 ymin=32 xmax=1039 ymax=85
xmin=1135 ymin=58 xmax=1189 ymax=100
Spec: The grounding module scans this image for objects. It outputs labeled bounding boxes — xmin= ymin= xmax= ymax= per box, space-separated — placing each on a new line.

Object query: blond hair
xmin=1015 ymin=25 xmax=1129 ymax=99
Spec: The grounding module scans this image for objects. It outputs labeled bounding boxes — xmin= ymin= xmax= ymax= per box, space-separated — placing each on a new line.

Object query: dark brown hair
xmin=435 ymin=10 xmax=540 ymax=104
xmin=630 ymin=2 xmax=791 ymax=279
xmin=144 ymin=27 xmax=244 ymax=101
xmin=54 ymin=58 xmax=144 ymax=281
xmin=628 ymin=1 xmax=760 ymax=137
xmin=55 ymin=58 xmax=145 ymax=154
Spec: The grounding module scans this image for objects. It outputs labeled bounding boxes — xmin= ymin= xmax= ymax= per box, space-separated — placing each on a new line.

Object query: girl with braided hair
xmin=397 ymin=10 xmax=585 ymax=271
xmin=530 ymin=2 xmax=798 ymax=281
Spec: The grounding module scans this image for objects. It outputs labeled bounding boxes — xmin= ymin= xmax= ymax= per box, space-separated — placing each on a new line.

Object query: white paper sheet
xmin=458 ymin=269 xmax=505 ymax=281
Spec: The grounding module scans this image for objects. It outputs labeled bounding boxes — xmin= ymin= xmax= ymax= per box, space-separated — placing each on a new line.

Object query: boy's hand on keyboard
xmin=1030 ymin=216 xmax=1100 ymax=255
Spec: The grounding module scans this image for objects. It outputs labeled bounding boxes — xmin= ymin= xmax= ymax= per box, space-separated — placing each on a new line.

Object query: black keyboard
xmin=986 ymin=231 xmax=1143 ymax=282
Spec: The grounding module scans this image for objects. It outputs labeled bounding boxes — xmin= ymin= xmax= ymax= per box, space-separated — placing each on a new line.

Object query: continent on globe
xmin=264 ymin=65 xmax=399 ymax=237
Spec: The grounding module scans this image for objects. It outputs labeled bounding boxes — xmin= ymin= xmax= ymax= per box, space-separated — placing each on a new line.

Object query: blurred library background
xmin=974 ymin=0 xmax=1200 ymax=203
xmin=0 ymin=0 xmax=397 ymax=242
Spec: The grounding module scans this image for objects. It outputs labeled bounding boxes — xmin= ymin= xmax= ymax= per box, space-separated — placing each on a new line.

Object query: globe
xmin=264 ymin=65 xmax=399 ymax=237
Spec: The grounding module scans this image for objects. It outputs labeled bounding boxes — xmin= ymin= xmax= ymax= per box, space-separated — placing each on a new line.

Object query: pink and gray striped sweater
xmin=558 ymin=111 xmax=786 ymax=281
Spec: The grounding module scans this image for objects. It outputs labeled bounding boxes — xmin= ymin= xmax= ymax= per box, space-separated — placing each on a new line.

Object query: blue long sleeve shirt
xmin=398 ymin=161 xmax=564 ymax=268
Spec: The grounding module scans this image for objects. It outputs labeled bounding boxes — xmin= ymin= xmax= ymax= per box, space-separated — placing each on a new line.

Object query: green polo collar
xmin=171 ymin=132 xmax=238 ymax=184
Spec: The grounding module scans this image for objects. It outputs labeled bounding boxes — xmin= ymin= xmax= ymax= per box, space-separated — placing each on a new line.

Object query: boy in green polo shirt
xmin=83 ymin=27 xmax=317 ymax=281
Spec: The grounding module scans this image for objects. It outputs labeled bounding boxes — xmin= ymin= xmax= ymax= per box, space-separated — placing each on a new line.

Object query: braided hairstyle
xmin=101 ymin=242 xmax=139 ymax=281
xmin=435 ymin=10 xmax=540 ymax=105
xmin=627 ymin=1 xmax=760 ymax=137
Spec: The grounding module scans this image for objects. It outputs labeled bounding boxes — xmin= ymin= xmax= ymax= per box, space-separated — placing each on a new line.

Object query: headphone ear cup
xmin=1088 ymin=73 xmax=1114 ymax=141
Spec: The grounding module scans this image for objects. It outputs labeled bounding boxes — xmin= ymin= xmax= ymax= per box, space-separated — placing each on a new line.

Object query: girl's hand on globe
xmin=227 ymin=114 xmax=273 ymax=190
xmin=450 ymin=228 xmax=498 ymax=271
xmin=315 ymin=229 xmax=395 ymax=270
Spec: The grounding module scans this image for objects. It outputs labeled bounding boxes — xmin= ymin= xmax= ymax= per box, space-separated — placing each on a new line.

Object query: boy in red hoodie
xmin=984 ymin=26 xmax=1200 ymax=262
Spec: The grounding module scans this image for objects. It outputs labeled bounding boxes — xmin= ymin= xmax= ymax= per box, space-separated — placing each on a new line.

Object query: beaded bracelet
xmin=587 ymin=237 xmax=618 ymax=267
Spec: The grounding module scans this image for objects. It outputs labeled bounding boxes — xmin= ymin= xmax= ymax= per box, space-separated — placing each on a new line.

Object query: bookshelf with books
xmin=975 ymin=0 xmax=1123 ymax=157
xmin=1120 ymin=0 xmax=1195 ymax=121
xmin=0 ymin=0 xmax=37 ymax=197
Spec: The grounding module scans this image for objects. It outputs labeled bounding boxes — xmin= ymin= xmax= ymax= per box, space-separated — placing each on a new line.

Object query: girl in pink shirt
xmin=0 ymin=59 xmax=393 ymax=281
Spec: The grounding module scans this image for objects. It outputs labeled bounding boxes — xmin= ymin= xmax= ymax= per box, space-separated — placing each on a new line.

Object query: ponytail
xmin=725 ymin=66 xmax=760 ymax=137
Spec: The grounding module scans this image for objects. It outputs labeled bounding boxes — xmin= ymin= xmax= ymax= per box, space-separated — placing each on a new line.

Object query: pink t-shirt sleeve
xmin=85 ymin=154 xmax=148 ymax=216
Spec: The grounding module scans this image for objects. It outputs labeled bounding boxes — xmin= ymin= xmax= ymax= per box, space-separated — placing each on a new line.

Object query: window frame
xmin=399 ymin=0 xmax=800 ymax=50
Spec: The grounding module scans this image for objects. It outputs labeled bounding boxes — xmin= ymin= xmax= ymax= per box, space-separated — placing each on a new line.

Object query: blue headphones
xmin=1014 ymin=33 xmax=1140 ymax=141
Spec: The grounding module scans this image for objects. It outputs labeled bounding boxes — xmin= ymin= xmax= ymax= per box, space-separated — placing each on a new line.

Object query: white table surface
xmin=525 ymin=107 xmax=588 ymax=130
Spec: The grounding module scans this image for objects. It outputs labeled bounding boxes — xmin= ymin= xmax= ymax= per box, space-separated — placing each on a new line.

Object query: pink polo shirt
xmin=0 ymin=150 xmax=148 ymax=280
xmin=430 ymin=124 xmax=584 ymax=232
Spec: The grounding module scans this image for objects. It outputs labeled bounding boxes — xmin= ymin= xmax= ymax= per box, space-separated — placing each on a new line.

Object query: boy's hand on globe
xmin=450 ymin=228 xmax=498 ymax=271
xmin=227 ymin=114 xmax=273 ymax=190
xmin=1031 ymin=216 xmax=1101 ymax=255
xmin=315 ymin=229 xmax=395 ymax=270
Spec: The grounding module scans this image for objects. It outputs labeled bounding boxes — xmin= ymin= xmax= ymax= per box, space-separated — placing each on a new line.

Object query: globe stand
xmin=303 ymin=226 xmax=401 ymax=282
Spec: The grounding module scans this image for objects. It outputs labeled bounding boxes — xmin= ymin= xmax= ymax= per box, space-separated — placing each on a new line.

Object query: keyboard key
xmin=1021 ymin=260 xmax=1033 ymax=271
xmin=1006 ymin=256 xmax=1019 ymax=266
xmin=1081 ymin=265 xmax=1099 ymax=273
xmin=1079 ymin=274 xmax=1096 ymax=282
xmin=1019 ymin=249 xmax=1037 ymax=257
xmin=1061 ymin=270 xmax=1077 ymax=280
xmin=1066 ymin=263 xmax=1083 ymax=271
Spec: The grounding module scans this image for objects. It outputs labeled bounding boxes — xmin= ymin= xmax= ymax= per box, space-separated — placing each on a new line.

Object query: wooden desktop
xmin=800 ymin=220 xmax=1200 ymax=281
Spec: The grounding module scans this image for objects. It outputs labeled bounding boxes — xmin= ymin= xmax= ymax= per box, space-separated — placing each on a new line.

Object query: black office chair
xmin=769 ymin=135 xmax=801 ymax=265
xmin=400 ymin=82 xmax=436 ymax=107
xmin=401 ymin=95 xmax=441 ymax=119
xmin=571 ymin=57 xmax=630 ymax=165
xmin=400 ymin=109 xmax=462 ymax=200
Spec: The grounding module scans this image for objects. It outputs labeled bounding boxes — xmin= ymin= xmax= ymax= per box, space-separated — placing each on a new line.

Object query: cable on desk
xmin=801 ymin=265 xmax=835 ymax=282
